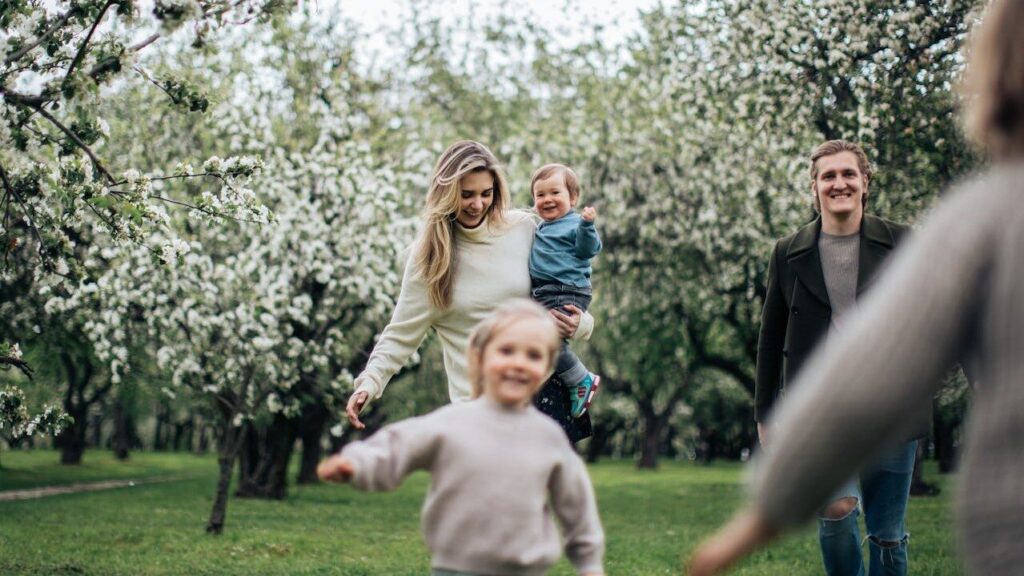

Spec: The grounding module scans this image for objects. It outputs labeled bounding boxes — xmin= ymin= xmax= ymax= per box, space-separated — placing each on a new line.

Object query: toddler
xmin=318 ymin=299 xmax=605 ymax=576
xmin=529 ymin=163 xmax=602 ymax=418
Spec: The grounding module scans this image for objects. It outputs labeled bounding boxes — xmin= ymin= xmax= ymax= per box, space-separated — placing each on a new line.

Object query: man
xmin=754 ymin=140 xmax=919 ymax=576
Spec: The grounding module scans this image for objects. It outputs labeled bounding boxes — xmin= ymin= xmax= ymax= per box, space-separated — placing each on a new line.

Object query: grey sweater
xmin=342 ymin=397 xmax=605 ymax=575
xmin=752 ymin=162 xmax=1024 ymax=574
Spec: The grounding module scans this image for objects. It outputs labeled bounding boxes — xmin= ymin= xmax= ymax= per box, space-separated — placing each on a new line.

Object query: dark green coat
xmin=754 ymin=214 xmax=909 ymax=422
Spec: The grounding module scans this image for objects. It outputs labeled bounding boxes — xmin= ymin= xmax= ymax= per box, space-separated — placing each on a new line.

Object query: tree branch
xmin=3 ymin=9 xmax=78 ymax=65
xmin=0 ymin=163 xmax=47 ymax=261
xmin=62 ymin=0 xmax=116 ymax=88
xmin=0 ymin=356 xmax=34 ymax=380
xmin=23 ymin=101 xmax=117 ymax=184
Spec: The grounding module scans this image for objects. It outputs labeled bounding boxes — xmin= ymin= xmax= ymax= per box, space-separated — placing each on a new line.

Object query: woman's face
xmin=456 ymin=171 xmax=495 ymax=228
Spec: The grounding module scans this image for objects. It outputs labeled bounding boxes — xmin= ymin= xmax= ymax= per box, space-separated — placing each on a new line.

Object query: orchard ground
xmin=0 ymin=451 xmax=961 ymax=575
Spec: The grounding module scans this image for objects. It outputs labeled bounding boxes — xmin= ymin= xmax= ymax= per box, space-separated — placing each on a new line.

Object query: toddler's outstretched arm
xmin=317 ymin=454 xmax=355 ymax=483
xmin=575 ymin=207 xmax=602 ymax=259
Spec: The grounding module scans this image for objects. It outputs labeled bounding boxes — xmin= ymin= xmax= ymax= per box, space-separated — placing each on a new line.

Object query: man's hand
xmin=581 ymin=206 xmax=598 ymax=222
xmin=346 ymin=390 xmax=369 ymax=430
xmin=687 ymin=509 xmax=778 ymax=576
xmin=317 ymin=454 xmax=355 ymax=483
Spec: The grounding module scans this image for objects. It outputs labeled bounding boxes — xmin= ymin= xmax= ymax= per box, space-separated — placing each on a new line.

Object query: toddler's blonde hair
xmin=467 ymin=300 xmax=561 ymax=399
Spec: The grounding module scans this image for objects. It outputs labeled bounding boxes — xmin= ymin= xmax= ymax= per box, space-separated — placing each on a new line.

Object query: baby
xmin=529 ymin=163 xmax=603 ymax=418
xmin=318 ymin=299 xmax=605 ymax=576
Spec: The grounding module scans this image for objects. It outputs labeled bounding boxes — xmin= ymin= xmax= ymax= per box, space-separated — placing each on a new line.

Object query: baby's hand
xmin=581 ymin=206 xmax=598 ymax=222
xmin=317 ymin=454 xmax=355 ymax=483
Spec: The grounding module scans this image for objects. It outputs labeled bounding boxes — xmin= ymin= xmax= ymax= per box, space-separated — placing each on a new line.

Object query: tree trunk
xmin=297 ymin=404 xmax=328 ymax=484
xmin=586 ymin=422 xmax=610 ymax=464
xmin=56 ymin=412 xmax=88 ymax=465
xmin=89 ymin=409 xmax=104 ymax=449
xmin=173 ymin=421 xmax=187 ymax=452
xmin=153 ymin=402 xmax=171 ymax=451
xmin=56 ymin=352 xmax=95 ymax=465
xmin=236 ymin=413 xmax=298 ymax=499
xmin=637 ymin=404 xmax=662 ymax=469
xmin=112 ymin=397 xmax=131 ymax=461
xmin=55 ymin=402 xmax=89 ymax=465
xmin=197 ymin=423 xmax=210 ymax=454
xmin=206 ymin=422 xmax=246 ymax=534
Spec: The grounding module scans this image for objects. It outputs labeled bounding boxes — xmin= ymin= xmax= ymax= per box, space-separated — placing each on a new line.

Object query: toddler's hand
xmin=581 ymin=206 xmax=598 ymax=222
xmin=317 ymin=454 xmax=355 ymax=483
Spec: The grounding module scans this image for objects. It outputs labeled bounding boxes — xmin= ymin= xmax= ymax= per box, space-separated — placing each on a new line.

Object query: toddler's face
xmin=532 ymin=172 xmax=575 ymax=222
xmin=481 ymin=318 xmax=552 ymax=407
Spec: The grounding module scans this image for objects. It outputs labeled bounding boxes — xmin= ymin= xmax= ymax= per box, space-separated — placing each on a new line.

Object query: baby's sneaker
xmin=570 ymin=373 xmax=601 ymax=418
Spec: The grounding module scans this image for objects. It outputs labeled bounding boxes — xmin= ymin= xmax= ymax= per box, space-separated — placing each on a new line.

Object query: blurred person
xmin=688 ymin=0 xmax=1024 ymax=574
xmin=754 ymin=139 xmax=920 ymax=576
xmin=319 ymin=300 xmax=605 ymax=576
xmin=529 ymin=163 xmax=603 ymax=418
xmin=345 ymin=141 xmax=595 ymax=442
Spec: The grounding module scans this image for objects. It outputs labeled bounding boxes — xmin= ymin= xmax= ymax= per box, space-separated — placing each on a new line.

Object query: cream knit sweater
xmin=342 ymin=397 xmax=605 ymax=575
xmin=355 ymin=210 xmax=594 ymax=403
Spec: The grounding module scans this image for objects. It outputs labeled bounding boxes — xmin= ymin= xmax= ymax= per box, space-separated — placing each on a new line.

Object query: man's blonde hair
xmin=961 ymin=0 xmax=1024 ymax=159
xmin=466 ymin=300 xmax=561 ymax=399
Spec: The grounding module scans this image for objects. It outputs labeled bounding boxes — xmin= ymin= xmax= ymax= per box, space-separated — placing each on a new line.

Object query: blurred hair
xmin=961 ymin=0 xmax=1024 ymax=159
xmin=809 ymin=140 xmax=872 ymax=213
xmin=466 ymin=299 xmax=561 ymax=399
xmin=531 ymin=163 xmax=581 ymax=203
xmin=415 ymin=141 xmax=511 ymax=309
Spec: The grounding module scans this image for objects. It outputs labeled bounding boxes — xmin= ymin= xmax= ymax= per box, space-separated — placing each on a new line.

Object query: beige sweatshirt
xmin=342 ymin=397 xmax=606 ymax=575
xmin=355 ymin=210 xmax=594 ymax=403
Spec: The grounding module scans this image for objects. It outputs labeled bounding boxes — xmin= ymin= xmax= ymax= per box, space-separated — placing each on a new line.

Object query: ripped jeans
xmin=818 ymin=440 xmax=918 ymax=576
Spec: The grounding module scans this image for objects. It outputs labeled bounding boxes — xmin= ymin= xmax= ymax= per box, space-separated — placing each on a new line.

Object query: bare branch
xmin=0 ymin=356 xmax=34 ymax=380
xmin=130 ymin=33 xmax=161 ymax=52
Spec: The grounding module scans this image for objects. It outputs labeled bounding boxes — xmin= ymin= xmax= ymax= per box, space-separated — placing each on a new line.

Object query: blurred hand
xmin=346 ymin=390 xmax=369 ymax=430
xmin=317 ymin=454 xmax=355 ymax=483
xmin=581 ymin=206 xmax=598 ymax=222
xmin=687 ymin=509 xmax=778 ymax=576
xmin=551 ymin=304 xmax=582 ymax=338
xmin=756 ymin=422 xmax=768 ymax=447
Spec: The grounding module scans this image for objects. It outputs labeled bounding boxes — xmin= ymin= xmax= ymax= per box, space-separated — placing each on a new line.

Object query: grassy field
xmin=0 ymin=450 xmax=962 ymax=575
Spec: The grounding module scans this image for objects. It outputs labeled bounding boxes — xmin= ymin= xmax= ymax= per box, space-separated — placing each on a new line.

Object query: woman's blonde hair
xmin=415 ymin=141 xmax=511 ymax=309
xmin=466 ymin=299 xmax=561 ymax=399
xmin=961 ymin=0 xmax=1024 ymax=160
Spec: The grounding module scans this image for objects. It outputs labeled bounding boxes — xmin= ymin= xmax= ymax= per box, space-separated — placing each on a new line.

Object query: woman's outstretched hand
xmin=687 ymin=509 xmax=778 ymax=576
xmin=346 ymin=390 xmax=369 ymax=430
xmin=551 ymin=303 xmax=582 ymax=338
xmin=317 ymin=454 xmax=355 ymax=483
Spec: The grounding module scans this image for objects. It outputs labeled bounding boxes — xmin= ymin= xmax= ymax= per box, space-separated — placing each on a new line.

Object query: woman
xmin=689 ymin=1 xmax=1024 ymax=574
xmin=345 ymin=140 xmax=594 ymax=441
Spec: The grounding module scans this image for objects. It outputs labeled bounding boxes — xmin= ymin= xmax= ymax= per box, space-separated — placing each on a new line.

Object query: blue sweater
xmin=529 ymin=212 xmax=602 ymax=287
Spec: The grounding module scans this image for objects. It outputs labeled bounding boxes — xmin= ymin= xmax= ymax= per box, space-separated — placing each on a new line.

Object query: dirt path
xmin=0 ymin=475 xmax=188 ymax=501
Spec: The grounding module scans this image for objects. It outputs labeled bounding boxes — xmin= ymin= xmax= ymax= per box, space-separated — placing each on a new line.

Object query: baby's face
xmin=532 ymin=172 xmax=575 ymax=222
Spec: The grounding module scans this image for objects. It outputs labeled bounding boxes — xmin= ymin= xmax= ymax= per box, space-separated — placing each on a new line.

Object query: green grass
xmin=0 ymin=451 xmax=962 ymax=575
